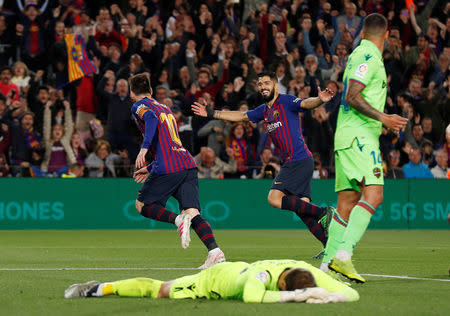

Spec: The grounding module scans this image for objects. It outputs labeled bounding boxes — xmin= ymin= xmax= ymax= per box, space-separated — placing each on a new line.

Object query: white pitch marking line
xmin=0 ymin=267 xmax=199 ymax=271
xmin=361 ymin=273 xmax=450 ymax=282
xmin=0 ymin=246 xmax=448 ymax=249
xmin=0 ymin=268 xmax=449 ymax=282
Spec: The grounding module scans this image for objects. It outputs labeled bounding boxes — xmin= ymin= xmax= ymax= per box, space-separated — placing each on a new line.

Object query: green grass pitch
xmin=0 ymin=230 xmax=449 ymax=315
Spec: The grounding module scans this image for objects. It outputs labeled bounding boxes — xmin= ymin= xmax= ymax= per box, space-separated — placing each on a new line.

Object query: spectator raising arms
xmin=41 ymin=100 xmax=76 ymax=173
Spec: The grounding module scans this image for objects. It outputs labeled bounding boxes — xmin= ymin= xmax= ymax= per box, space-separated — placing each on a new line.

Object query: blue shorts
xmin=137 ymin=168 xmax=201 ymax=211
xmin=271 ymin=157 xmax=314 ymax=199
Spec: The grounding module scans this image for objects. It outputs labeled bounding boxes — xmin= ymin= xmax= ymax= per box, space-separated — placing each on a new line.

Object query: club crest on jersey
xmin=273 ymin=110 xmax=279 ymax=118
xmin=355 ymin=63 xmax=368 ymax=79
xmin=373 ymin=167 xmax=381 ymax=178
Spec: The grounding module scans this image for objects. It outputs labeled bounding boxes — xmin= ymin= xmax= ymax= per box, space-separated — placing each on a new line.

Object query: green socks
xmin=322 ymin=211 xmax=348 ymax=266
xmin=340 ymin=200 xmax=375 ymax=255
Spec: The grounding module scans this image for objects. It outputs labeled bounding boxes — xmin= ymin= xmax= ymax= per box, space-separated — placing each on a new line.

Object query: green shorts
xmin=335 ymin=138 xmax=384 ymax=192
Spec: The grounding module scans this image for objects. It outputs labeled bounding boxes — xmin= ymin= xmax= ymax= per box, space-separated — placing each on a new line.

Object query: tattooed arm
xmin=345 ymin=80 xmax=384 ymax=120
xmin=346 ymin=80 xmax=408 ymax=133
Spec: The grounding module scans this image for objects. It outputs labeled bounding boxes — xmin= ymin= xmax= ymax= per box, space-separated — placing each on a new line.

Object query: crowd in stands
xmin=0 ymin=0 xmax=448 ymax=179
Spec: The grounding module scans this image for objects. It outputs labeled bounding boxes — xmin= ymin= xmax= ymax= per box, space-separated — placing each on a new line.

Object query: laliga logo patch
xmin=373 ymin=167 xmax=381 ymax=178
xmin=355 ymin=63 xmax=368 ymax=79
xmin=255 ymin=271 xmax=270 ymax=283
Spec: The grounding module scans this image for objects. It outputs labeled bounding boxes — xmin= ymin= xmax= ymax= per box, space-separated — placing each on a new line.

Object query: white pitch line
xmin=0 ymin=246 xmax=448 ymax=249
xmin=361 ymin=273 xmax=450 ymax=282
xmin=0 ymin=267 xmax=198 ymax=271
xmin=0 ymin=268 xmax=449 ymax=282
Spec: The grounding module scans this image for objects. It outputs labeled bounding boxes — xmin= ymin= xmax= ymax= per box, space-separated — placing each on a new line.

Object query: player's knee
xmin=182 ymin=208 xmax=200 ymax=217
xmin=364 ymin=192 xmax=383 ymax=209
xmin=267 ymin=191 xmax=282 ymax=209
xmin=135 ymin=200 xmax=144 ymax=213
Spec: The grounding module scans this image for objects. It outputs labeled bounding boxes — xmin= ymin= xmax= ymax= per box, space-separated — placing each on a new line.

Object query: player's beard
xmin=260 ymin=88 xmax=275 ymax=102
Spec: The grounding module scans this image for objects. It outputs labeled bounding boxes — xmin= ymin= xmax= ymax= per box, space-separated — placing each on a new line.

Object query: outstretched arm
xmin=301 ymin=87 xmax=335 ymax=109
xmin=346 ymin=80 xmax=408 ymax=133
xmin=242 ymin=271 xmax=350 ymax=303
xmin=191 ymin=101 xmax=249 ymax=122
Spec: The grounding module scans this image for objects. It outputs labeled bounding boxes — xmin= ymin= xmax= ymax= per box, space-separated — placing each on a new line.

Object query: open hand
xmin=133 ymin=166 xmax=149 ymax=183
xmin=317 ymin=87 xmax=335 ymax=103
xmin=191 ymin=100 xmax=208 ymax=117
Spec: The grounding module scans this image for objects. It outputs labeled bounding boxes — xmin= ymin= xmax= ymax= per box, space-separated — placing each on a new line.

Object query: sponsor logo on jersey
xmin=255 ymin=271 xmax=270 ymax=283
xmin=365 ymin=54 xmax=372 ymax=61
xmin=293 ymin=97 xmax=301 ymax=103
xmin=267 ymin=121 xmax=282 ymax=132
xmin=373 ymin=167 xmax=381 ymax=178
xmin=355 ymin=63 xmax=368 ymax=79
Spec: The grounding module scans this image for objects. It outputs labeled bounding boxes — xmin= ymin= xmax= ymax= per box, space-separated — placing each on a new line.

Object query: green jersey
xmin=169 ymin=259 xmax=358 ymax=303
xmin=335 ymin=39 xmax=387 ymax=150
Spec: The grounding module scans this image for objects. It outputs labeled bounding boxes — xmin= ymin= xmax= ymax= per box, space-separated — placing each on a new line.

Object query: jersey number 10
xmin=159 ymin=113 xmax=182 ymax=146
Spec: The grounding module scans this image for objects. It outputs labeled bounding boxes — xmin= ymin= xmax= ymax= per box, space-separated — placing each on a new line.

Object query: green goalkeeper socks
xmin=322 ymin=211 xmax=348 ymax=265
xmin=340 ymin=200 xmax=375 ymax=255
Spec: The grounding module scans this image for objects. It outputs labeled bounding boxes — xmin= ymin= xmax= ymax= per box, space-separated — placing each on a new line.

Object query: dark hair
xmin=417 ymin=33 xmax=430 ymax=42
xmin=37 ymin=86 xmax=49 ymax=93
xmin=70 ymin=162 xmax=83 ymax=170
xmin=0 ymin=94 xmax=6 ymax=103
xmin=0 ymin=66 xmax=12 ymax=74
xmin=24 ymin=4 xmax=38 ymax=11
xmin=284 ymin=268 xmax=317 ymax=290
xmin=129 ymin=73 xmax=152 ymax=95
xmin=398 ymin=92 xmax=413 ymax=104
xmin=198 ymin=70 xmax=211 ymax=80
xmin=363 ymin=13 xmax=387 ymax=38
xmin=257 ymin=71 xmax=277 ymax=82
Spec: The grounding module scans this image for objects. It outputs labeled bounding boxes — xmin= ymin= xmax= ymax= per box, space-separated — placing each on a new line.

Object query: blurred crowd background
xmin=0 ymin=0 xmax=448 ymax=179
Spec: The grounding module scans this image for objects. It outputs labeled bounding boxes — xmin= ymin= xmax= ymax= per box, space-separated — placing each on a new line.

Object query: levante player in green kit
xmin=65 ymin=259 xmax=359 ymax=303
xmin=320 ymin=13 xmax=408 ymax=282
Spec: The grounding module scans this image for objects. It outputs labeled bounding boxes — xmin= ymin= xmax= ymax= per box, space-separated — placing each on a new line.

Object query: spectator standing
xmin=195 ymin=146 xmax=237 ymax=179
xmin=96 ymin=71 xmax=137 ymax=161
xmin=40 ymin=100 xmax=75 ymax=173
xmin=85 ymin=140 xmax=124 ymax=178
xmin=402 ymin=147 xmax=434 ymax=178
xmin=431 ymin=149 xmax=449 ymax=179
xmin=385 ymin=149 xmax=405 ymax=179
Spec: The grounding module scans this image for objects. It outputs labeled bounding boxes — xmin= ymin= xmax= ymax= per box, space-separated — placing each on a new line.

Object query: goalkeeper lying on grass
xmin=65 ymin=259 xmax=358 ymax=304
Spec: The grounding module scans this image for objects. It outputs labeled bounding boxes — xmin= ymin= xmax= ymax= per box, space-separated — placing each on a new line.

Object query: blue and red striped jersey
xmin=131 ymin=97 xmax=197 ymax=174
xmin=246 ymin=94 xmax=312 ymax=164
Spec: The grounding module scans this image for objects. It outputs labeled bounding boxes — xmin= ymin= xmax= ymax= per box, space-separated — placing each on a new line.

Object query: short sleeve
xmin=347 ymin=55 xmax=377 ymax=87
xmin=283 ymin=94 xmax=304 ymax=113
xmin=246 ymin=104 xmax=265 ymax=123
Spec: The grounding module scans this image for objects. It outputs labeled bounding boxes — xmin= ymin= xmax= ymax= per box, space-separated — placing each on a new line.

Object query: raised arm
xmin=346 ymin=80 xmax=407 ymax=133
xmin=191 ymin=101 xmax=249 ymax=122
xmin=301 ymin=87 xmax=335 ymax=109
xmin=409 ymin=4 xmax=422 ymax=35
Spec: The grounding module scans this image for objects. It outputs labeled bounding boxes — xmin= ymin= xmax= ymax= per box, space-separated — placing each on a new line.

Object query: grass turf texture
xmin=0 ymin=230 xmax=449 ymax=316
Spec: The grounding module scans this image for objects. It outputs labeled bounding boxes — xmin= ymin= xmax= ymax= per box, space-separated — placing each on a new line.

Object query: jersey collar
xmin=360 ymin=39 xmax=382 ymax=61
